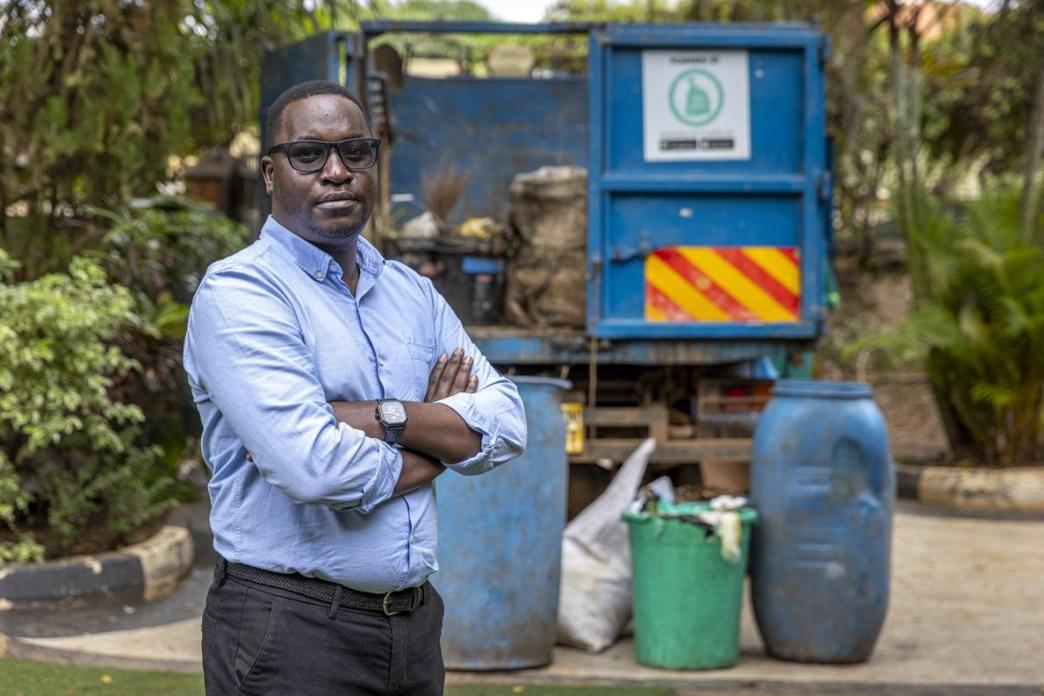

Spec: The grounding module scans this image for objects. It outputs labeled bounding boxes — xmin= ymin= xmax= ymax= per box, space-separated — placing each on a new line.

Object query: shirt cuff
xmin=435 ymin=392 xmax=501 ymax=475
xmin=354 ymin=439 xmax=404 ymax=513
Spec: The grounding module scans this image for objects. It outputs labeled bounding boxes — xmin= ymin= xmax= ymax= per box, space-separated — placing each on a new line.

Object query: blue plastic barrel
xmin=433 ymin=376 xmax=570 ymax=670
xmin=750 ymin=379 xmax=894 ymax=663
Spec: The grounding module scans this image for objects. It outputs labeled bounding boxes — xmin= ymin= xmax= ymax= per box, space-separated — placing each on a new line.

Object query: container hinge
xmin=817 ymin=171 xmax=833 ymax=202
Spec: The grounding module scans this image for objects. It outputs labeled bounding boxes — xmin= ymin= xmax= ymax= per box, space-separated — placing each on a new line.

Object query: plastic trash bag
xmin=556 ymin=438 xmax=655 ymax=653
xmin=631 ymin=488 xmax=750 ymax=564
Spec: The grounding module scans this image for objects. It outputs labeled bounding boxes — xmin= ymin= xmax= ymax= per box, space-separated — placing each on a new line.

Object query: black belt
xmin=216 ymin=557 xmax=424 ymax=616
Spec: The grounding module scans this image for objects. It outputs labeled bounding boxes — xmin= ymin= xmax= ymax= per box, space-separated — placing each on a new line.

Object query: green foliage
xmin=0 ymin=0 xmax=361 ymax=278
xmin=184 ymin=0 xmax=363 ymax=146
xmin=0 ymin=2 xmax=199 ymax=222
xmin=96 ymin=200 xmax=250 ymax=306
xmin=0 ymin=248 xmax=18 ymax=283
xmin=545 ymin=0 xmax=672 ymax=22
xmin=375 ymin=0 xmax=491 ymax=21
xmin=927 ymin=1 xmax=1044 ymax=177
xmin=0 ymin=201 xmax=246 ymax=562
xmin=857 ymin=183 xmax=1044 ymax=466
xmin=0 ymin=254 xmax=180 ymax=559
xmin=93 ymin=201 xmax=249 ymax=478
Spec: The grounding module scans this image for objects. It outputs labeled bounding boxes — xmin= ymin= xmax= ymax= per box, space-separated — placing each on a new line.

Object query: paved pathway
xmin=2 ymin=502 xmax=1042 ymax=693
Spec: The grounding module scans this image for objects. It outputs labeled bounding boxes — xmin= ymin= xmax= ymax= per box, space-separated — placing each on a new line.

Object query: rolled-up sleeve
xmin=424 ymin=279 xmax=527 ymax=475
xmin=185 ymin=268 xmax=401 ymax=512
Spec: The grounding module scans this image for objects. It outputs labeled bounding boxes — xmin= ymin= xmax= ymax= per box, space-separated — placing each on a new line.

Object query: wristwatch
xmin=376 ymin=399 xmax=408 ymax=445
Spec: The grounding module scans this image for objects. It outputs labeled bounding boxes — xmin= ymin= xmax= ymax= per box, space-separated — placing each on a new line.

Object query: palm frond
xmin=888 ymin=180 xmax=1044 ymax=465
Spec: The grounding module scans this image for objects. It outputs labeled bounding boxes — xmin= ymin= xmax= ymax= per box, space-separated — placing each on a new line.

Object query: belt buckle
xmin=382 ymin=591 xmax=400 ymax=616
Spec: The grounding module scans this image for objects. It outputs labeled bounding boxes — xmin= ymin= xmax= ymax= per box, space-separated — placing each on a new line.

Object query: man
xmin=184 ymin=79 xmax=527 ymax=695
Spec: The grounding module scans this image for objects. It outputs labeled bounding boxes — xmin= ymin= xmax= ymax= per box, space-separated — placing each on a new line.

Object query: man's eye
xmin=343 ymin=147 xmax=365 ymax=161
xmin=294 ymin=149 xmax=323 ymax=161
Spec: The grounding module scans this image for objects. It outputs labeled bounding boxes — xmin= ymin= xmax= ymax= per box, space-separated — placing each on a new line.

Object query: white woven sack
xmin=556 ymin=438 xmax=655 ymax=652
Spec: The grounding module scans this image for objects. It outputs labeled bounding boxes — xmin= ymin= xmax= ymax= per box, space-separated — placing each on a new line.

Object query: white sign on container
xmin=642 ymin=50 xmax=751 ymax=161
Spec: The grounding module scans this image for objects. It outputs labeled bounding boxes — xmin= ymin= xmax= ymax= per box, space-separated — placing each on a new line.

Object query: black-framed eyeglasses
xmin=267 ymin=138 xmax=381 ymax=173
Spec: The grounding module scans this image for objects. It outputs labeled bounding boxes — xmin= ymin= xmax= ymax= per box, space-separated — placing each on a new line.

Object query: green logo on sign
xmin=668 ymin=69 xmax=724 ymax=127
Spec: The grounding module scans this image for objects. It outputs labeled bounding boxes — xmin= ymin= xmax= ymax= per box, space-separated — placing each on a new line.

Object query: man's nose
xmin=321 ymin=146 xmax=351 ymax=182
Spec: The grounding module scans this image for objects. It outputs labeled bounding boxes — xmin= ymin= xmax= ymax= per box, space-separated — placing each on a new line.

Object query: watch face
xmin=380 ymin=401 xmax=407 ymax=426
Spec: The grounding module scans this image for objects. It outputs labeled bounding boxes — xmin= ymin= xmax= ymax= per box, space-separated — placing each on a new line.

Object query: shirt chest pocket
xmin=404 ymin=340 xmax=436 ymax=400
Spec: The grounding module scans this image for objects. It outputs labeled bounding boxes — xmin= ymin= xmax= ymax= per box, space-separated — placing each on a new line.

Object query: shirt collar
xmin=259 ymin=215 xmax=385 ymax=282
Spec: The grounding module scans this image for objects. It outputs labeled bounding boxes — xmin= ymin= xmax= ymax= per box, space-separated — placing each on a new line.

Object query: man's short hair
xmin=265 ymin=80 xmax=370 ymax=150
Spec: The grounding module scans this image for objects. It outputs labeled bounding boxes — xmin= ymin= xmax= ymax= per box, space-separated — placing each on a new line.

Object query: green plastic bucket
xmin=623 ymin=501 xmax=757 ymax=670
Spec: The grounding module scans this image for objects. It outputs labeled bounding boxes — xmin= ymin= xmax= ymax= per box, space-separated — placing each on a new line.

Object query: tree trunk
xmin=0 ymin=133 xmax=7 ymax=244
xmin=1019 ymin=61 xmax=1044 ymax=243
xmin=906 ymin=19 xmax=924 ymax=192
xmin=926 ymin=354 xmax=986 ymax=464
xmin=889 ymin=11 xmax=926 ymax=302
xmin=835 ymin=1 xmax=870 ymax=264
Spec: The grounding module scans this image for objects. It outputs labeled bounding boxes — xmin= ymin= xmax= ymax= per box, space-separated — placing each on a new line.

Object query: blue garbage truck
xmin=261 ymin=21 xmax=833 ymax=507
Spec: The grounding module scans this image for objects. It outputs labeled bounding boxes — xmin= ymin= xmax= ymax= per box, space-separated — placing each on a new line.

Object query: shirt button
xmin=314 ymin=270 xmax=325 ymax=281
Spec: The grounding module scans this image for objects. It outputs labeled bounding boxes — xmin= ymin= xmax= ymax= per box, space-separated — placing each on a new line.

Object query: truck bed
xmin=466 ymin=325 xmax=803 ymax=366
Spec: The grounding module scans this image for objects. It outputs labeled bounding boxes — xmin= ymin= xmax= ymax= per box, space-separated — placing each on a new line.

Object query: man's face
xmin=261 ymin=94 xmax=376 ymax=247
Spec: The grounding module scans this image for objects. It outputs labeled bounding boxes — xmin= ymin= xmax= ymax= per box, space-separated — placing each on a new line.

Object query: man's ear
xmin=260 ymin=155 xmax=275 ymax=196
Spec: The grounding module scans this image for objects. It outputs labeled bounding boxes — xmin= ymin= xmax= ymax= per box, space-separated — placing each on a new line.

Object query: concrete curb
xmin=896 ymin=464 xmax=1044 ymax=514
xmin=0 ymin=525 xmax=194 ymax=611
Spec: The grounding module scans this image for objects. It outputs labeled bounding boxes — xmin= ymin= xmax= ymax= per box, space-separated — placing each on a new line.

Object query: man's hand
xmin=328 ymin=346 xmax=483 ymax=465
xmin=329 ymin=346 xmax=477 ymax=437
xmin=426 ymin=348 xmax=478 ymax=402
xmin=392 ymin=449 xmax=446 ymax=495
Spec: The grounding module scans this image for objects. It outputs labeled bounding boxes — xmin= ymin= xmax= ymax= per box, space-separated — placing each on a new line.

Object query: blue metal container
xmin=262 ymin=23 xmax=835 ymax=367
xmin=587 ymin=24 xmax=830 ymax=341
xmin=387 ymin=75 xmax=588 ymax=224
xmin=433 ymin=376 xmax=571 ymax=670
xmin=749 ymin=379 xmax=893 ymax=663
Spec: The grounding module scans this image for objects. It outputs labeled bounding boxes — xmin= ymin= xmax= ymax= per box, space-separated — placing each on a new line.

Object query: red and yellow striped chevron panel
xmin=645 ymin=246 xmax=801 ymax=323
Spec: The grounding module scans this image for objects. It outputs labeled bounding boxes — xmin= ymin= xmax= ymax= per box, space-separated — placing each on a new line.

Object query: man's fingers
xmin=428 ymin=347 xmax=474 ymax=401
xmin=451 ymin=355 xmax=472 ymax=394
xmin=426 ymin=353 xmax=448 ymax=402
xmin=437 ymin=348 xmax=464 ymax=395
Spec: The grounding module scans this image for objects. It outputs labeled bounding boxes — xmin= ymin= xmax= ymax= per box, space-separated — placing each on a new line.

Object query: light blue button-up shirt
xmin=184 ymin=216 xmax=526 ymax=593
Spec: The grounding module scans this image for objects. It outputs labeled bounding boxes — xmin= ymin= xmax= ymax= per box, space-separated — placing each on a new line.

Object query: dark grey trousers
xmin=201 ymin=562 xmax=445 ymax=695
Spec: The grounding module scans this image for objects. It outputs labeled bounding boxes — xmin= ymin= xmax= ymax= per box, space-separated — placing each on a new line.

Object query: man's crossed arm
xmin=329 ymin=348 xmax=482 ymax=495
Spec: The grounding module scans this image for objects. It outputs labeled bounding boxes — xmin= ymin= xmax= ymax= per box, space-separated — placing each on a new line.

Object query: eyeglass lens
xmin=286 ymin=140 xmax=377 ymax=172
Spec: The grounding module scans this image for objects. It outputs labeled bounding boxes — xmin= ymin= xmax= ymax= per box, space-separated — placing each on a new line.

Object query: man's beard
xmin=296 ymin=210 xmax=363 ymax=248
xmin=314 ymin=222 xmax=359 ymax=242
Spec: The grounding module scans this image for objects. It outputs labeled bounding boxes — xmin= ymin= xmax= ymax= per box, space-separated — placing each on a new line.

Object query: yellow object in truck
xmin=561 ymin=402 xmax=584 ymax=455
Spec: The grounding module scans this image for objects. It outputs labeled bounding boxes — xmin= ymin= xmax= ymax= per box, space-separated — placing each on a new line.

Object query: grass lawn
xmin=0 ymin=657 xmax=673 ymax=696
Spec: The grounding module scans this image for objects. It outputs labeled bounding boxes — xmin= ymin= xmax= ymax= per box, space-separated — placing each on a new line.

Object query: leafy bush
xmin=91 ymin=202 xmax=249 ymax=470
xmin=0 ymin=251 xmax=182 ymax=561
xmin=862 ymin=184 xmax=1043 ymax=466
xmin=96 ymin=201 xmax=250 ymax=307
xmin=0 ymin=1 xmax=339 ymax=274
